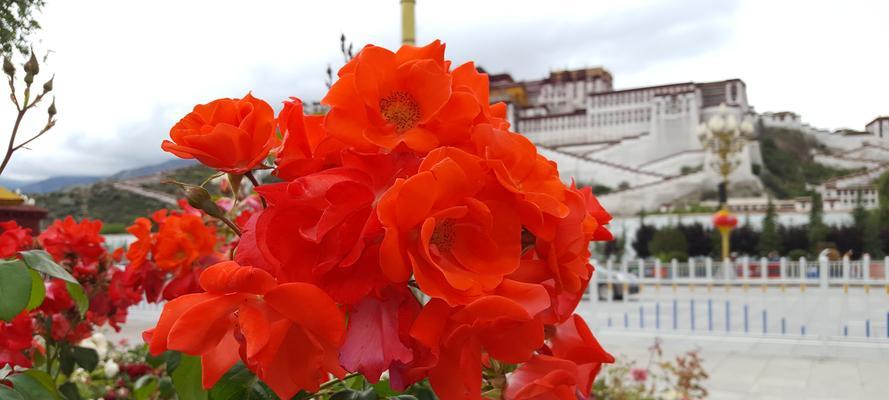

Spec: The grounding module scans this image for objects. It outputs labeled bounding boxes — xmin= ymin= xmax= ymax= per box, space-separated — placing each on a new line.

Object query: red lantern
xmin=712 ymin=208 xmax=738 ymax=233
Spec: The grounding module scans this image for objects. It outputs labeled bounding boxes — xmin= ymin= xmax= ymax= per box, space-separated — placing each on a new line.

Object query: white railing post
xmin=723 ymin=258 xmax=731 ymax=281
xmin=621 ymin=258 xmax=630 ymax=279
xmin=705 ymin=257 xmax=713 ymax=281
xmin=760 ymin=257 xmax=768 ymax=285
xmin=654 ymin=258 xmax=662 ymax=284
xmin=799 ymin=257 xmax=807 ymax=285
xmin=742 ymin=256 xmax=750 ymax=282
xmin=637 ymin=258 xmax=645 ymax=279
xmin=780 ymin=257 xmax=787 ymax=281
xmin=842 ymin=255 xmax=850 ymax=283
xmin=863 ymin=254 xmax=871 ymax=282
xmin=671 ymin=258 xmax=678 ymax=280
xmin=689 ymin=258 xmax=696 ymax=280
xmin=884 ymin=256 xmax=889 ymax=284
xmin=818 ymin=256 xmax=828 ymax=289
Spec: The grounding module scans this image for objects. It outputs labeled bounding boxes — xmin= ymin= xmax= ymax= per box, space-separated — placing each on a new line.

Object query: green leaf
xmin=359 ymin=388 xmax=380 ymax=400
xmin=134 ymin=375 xmax=157 ymax=400
xmin=165 ymin=350 xmax=182 ymax=373
xmin=372 ymin=380 xmax=398 ymax=397
xmin=71 ymin=346 xmax=99 ymax=372
xmin=332 ymin=389 xmax=378 ymax=400
xmin=19 ymin=250 xmax=76 ymax=283
xmin=59 ymin=345 xmax=74 ymax=376
xmin=388 ymin=396 xmax=418 ymax=400
xmin=65 ymin=282 xmax=88 ymax=317
xmin=6 ymin=370 xmax=62 ymax=400
xmin=26 ymin=268 xmax=46 ymax=310
xmin=145 ymin=350 xmax=166 ymax=369
xmin=171 ymin=354 xmax=207 ymax=400
xmin=58 ymin=382 xmax=81 ymax=400
xmin=331 ymin=389 xmax=361 ymax=400
xmin=0 ymin=385 xmax=25 ymax=400
xmin=0 ymin=260 xmax=31 ymax=321
xmin=158 ymin=376 xmax=175 ymax=398
xmin=208 ymin=362 xmax=256 ymax=400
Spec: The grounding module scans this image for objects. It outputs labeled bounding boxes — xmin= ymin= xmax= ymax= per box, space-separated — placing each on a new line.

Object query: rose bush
xmin=142 ymin=40 xmax=615 ymax=400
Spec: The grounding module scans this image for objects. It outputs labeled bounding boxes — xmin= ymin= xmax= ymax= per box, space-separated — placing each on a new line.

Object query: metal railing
xmin=593 ymin=255 xmax=889 ymax=289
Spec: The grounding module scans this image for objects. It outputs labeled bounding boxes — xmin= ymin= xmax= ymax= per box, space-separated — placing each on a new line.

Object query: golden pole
xmin=401 ymin=0 xmax=416 ymax=45
xmin=720 ymin=227 xmax=730 ymax=260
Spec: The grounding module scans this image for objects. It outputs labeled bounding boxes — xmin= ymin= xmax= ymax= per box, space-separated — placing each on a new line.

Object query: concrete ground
xmin=596 ymin=330 xmax=889 ymax=400
xmin=582 ymin=286 xmax=889 ymax=399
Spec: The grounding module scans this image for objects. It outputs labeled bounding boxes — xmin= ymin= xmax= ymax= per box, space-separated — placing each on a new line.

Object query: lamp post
xmin=401 ymin=0 xmax=416 ymax=45
xmin=699 ymin=104 xmax=753 ymax=259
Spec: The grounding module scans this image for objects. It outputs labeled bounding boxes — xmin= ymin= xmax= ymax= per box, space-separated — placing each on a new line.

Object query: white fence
xmin=594 ymin=255 xmax=889 ymax=289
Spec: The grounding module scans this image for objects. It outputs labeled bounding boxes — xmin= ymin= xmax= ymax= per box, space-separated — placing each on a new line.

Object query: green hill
xmin=758 ymin=126 xmax=858 ymax=198
xmin=33 ymin=183 xmax=169 ymax=233
xmin=31 ymin=164 xmax=219 ymax=233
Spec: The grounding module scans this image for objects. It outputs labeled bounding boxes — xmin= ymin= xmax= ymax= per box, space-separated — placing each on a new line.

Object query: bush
xmin=786 ymin=249 xmax=809 ymax=260
xmin=100 ymin=222 xmax=127 ymax=234
xmin=648 ymin=227 xmax=688 ymax=262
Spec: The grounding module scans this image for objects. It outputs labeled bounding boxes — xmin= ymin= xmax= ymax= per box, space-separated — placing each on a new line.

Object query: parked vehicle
xmin=595 ymin=268 xmax=640 ymax=300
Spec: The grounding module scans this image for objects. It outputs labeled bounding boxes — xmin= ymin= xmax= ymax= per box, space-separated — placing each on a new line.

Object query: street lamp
xmin=699 ymin=104 xmax=754 ymax=259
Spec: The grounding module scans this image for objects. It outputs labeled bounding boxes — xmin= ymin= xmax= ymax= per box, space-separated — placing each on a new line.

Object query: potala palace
xmin=488 ymin=67 xmax=888 ymax=215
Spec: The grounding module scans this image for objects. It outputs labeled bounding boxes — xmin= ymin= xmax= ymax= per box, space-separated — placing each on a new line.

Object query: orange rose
xmin=273 ymin=97 xmax=345 ymax=180
xmin=322 ymin=41 xmax=457 ymax=153
xmin=377 ymin=147 xmax=522 ymax=305
xmin=153 ymin=214 xmax=216 ymax=275
xmin=162 ymin=93 xmax=276 ymax=174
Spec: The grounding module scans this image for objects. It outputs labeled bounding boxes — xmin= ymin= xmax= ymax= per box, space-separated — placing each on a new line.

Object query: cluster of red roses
xmin=147 ymin=40 xmax=614 ymax=399
xmin=122 ymin=206 xmax=224 ymax=302
xmin=0 ymin=217 xmax=142 ymax=367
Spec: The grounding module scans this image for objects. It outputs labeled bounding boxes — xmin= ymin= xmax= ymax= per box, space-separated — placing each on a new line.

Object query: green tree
xmin=876 ymin=170 xmax=889 ymax=229
xmin=648 ymin=226 xmax=688 ymax=262
xmin=808 ymin=191 xmax=828 ymax=252
xmin=758 ymin=198 xmax=782 ymax=255
xmin=0 ymin=0 xmax=45 ymax=54
xmin=632 ymin=210 xmax=656 ymax=258
xmin=853 ymin=191 xmax=883 ymax=257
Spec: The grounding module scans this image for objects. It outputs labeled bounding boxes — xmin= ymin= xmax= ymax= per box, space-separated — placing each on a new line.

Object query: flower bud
xmin=3 ymin=58 xmax=14 ymax=77
xmin=48 ymin=98 xmax=57 ymax=117
xmin=23 ymin=52 xmax=39 ymax=75
xmin=23 ymin=52 xmax=39 ymax=85
xmin=43 ymin=76 xmax=53 ymax=93
xmin=183 ymin=184 xmax=226 ymax=220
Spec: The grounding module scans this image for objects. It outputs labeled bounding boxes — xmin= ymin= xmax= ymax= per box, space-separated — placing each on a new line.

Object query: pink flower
xmin=631 ymin=368 xmax=648 ymax=382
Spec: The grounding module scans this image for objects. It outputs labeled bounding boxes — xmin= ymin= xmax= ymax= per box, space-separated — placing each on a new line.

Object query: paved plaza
xmin=596 ymin=330 xmax=889 ymax=399
xmin=581 ymin=286 xmax=889 ymax=399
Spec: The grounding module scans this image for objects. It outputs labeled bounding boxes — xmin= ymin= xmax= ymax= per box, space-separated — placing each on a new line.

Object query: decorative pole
xmin=713 ymin=209 xmax=738 ymax=260
xmin=401 ymin=0 xmax=416 ymax=45
xmin=699 ymin=104 xmax=753 ymax=259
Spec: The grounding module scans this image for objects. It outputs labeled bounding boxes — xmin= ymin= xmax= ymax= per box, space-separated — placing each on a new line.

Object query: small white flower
xmin=104 ymin=360 xmax=119 ymax=378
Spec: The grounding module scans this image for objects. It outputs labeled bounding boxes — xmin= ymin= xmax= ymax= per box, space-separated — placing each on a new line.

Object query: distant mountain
xmin=107 ymin=158 xmax=196 ymax=180
xmin=19 ymin=176 xmax=103 ymax=193
xmin=6 ymin=158 xmax=199 ymax=194
xmin=0 ymin=177 xmax=29 ymax=190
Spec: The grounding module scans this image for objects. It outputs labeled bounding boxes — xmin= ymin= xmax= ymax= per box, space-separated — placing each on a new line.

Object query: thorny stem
xmin=220 ymin=216 xmax=242 ymax=236
xmin=245 ymin=171 xmax=267 ymax=208
xmin=0 ymin=109 xmax=26 ymax=176
xmin=0 ymin=75 xmax=53 ymax=177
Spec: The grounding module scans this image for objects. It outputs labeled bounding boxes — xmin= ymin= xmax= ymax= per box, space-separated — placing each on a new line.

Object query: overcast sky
xmin=1 ymin=0 xmax=886 ymax=181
